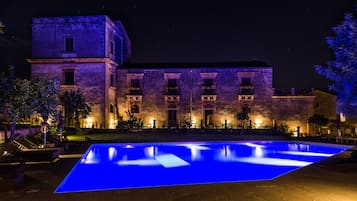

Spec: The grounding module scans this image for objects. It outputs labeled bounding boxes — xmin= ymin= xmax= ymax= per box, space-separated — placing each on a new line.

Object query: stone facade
xmin=29 ymin=15 xmax=315 ymax=133
xmin=29 ymin=16 xmax=130 ymax=128
xmin=117 ymin=65 xmax=275 ymax=129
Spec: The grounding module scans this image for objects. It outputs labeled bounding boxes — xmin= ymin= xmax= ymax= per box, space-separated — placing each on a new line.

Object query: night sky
xmin=0 ymin=0 xmax=356 ymax=89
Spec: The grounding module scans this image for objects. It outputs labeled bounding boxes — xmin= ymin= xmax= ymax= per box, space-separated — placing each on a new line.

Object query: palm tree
xmin=59 ymin=90 xmax=91 ymax=130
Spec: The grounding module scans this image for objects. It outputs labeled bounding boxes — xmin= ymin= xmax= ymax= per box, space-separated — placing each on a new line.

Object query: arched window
xmin=131 ymin=104 xmax=139 ymax=113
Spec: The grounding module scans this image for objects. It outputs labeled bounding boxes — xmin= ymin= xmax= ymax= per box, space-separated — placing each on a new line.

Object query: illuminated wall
xmin=30 ymin=16 xmax=130 ymax=128
xmin=272 ymin=94 xmax=315 ymax=135
xmin=116 ymin=65 xmax=274 ymax=129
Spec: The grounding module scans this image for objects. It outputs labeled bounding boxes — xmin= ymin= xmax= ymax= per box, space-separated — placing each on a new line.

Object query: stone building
xmin=28 ymin=16 xmax=131 ymax=128
xmin=29 ymin=15 xmax=315 ymax=133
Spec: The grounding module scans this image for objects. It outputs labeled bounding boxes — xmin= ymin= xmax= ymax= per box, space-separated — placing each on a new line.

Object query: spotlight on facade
xmin=153 ymin=119 xmax=156 ymax=128
xmin=255 ymin=118 xmax=263 ymax=128
xmin=109 ymin=118 xmax=116 ymax=129
xmin=340 ymin=112 xmax=346 ymax=122
xmin=86 ymin=117 xmax=94 ymax=128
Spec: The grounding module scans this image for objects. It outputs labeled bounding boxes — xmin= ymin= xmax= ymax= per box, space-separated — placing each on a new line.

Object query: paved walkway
xmin=1 ymin=143 xmax=357 ymax=201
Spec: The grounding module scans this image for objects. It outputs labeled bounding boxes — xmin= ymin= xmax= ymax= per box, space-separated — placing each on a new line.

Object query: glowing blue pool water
xmin=55 ymin=141 xmax=351 ymax=193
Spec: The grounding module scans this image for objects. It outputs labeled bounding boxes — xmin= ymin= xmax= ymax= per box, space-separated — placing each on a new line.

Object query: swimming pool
xmin=55 ymin=141 xmax=351 ymax=193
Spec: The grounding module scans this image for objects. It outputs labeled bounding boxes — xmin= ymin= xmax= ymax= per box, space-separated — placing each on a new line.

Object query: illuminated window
xmin=63 ymin=70 xmax=75 ymax=85
xmin=65 ymin=37 xmax=74 ymax=52
xmin=131 ymin=104 xmax=139 ymax=113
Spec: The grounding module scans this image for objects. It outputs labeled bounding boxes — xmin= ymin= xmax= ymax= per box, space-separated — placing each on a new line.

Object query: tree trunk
xmin=75 ymin=113 xmax=80 ymax=131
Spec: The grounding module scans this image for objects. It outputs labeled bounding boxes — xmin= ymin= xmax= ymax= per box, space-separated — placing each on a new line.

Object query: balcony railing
xmin=238 ymin=88 xmax=255 ymax=95
xmin=164 ymin=87 xmax=180 ymax=95
xmin=201 ymin=86 xmax=216 ymax=95
xmin=128 ymin=87 xmax=142 ymax=95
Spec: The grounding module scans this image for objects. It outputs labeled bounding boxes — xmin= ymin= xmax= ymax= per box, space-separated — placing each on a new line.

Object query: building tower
xmin=29 ymin=16 xmax=131 ymax=128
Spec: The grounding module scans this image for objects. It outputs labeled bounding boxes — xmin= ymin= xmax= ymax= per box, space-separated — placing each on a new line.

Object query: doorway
xmin=204 ymin=110 xmax=214 ymax=127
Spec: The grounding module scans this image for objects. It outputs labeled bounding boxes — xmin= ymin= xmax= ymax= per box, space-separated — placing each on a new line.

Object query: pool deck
xmin=1 ymin=141 xmax=357 ymax=201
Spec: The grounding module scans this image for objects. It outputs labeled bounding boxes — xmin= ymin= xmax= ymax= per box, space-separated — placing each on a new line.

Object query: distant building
xmin=28 ymin=15 xmax=316 ymax=134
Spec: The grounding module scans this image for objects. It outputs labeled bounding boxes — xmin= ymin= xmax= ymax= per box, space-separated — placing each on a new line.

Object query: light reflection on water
xmin=59 ymin=141 xmax=351 ymax=193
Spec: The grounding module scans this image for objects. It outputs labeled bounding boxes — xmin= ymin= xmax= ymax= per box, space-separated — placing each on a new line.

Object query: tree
xmin=314 ymin=11 xmax=357 ymax=116
xmin=0 ymin=67 xmax=32 ymax=144
xmin=236 ymin=105 xmax=250 ymax=128
xmin=31 ymin=78 xmax=60 ymax=124
xmin=125 ymin=110 xmax=143 ymax=129
xmin=308 ymin=114 xmax=329 ymax=135
xmin=59 ymin=90 xmax=91 ymax=129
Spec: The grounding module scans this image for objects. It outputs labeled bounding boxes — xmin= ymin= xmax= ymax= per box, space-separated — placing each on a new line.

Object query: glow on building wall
xmin=85 ymin=117 xmax=94 ymax=128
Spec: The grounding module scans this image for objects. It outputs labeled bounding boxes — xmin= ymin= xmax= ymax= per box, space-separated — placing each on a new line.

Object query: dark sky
xmin=0 ymin=0 xmax=356 ymax=89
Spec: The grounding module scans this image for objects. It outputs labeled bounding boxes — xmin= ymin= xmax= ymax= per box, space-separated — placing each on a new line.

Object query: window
xmin=203 ymin=78 xmax=214 ymax=87
xmin=65 ymin=37 xmax=74 ymax=52
xmin=168 ymin=110 xmax=177 ymax=122
xmin=131 ymin=104 xmax=139 ymax=113
xmin=167 ymin=79 xmax=179 ymax=95
xmin=110 ymin=41 xmax=115 ymax=55
xmin=241 ymin=77 xmax=251 ymax=86
xmin=110 ymin=74 xmax=114 ymax=87
xmin=110 ymin=104 xmax=114 ymax=113
xmin=131 ymin=79 xmax=140 ymax=89
xmin=63 ymin=71 xmax=75 ymax=85
xmin=202 ymin=78 xmax=215 ymax=94
xmin=168 ymin=79 xmax=177 ymax=88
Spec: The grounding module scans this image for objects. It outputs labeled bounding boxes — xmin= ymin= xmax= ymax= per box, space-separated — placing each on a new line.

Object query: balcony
xmin=238 ymin=88 xmax=255 ymax=95
xmin=128 ymin=87 xmax=142 ymax=95
xmin=164 ymin=87 xmax=180 ymax=95
xmin=201 ymin=86 xmax=216 ymax=95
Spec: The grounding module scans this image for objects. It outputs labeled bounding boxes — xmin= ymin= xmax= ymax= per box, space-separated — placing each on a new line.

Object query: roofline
xmin=122 ymin=61 xmax=272 ymax=69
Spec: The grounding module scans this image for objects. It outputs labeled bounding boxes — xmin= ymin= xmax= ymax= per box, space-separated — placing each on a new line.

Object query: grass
xmin=65 ymin=129 xmax=290 ymax=144
xmin=66 ymin=133 xmax=128 ymax=141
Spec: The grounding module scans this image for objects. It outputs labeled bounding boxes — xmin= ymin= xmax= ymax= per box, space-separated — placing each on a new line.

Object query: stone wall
xmin=30 ymin=16 xmax=132 ymax=128
xmin=272 ymin=96 xmax=314 ymax=134
xmin=313 ymin=89 xmax=336 ymax=119
xmin=116 ymin=66 xmax=274 ymax=128
xmin=32 ymin=16 xmax=106 ymax=59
